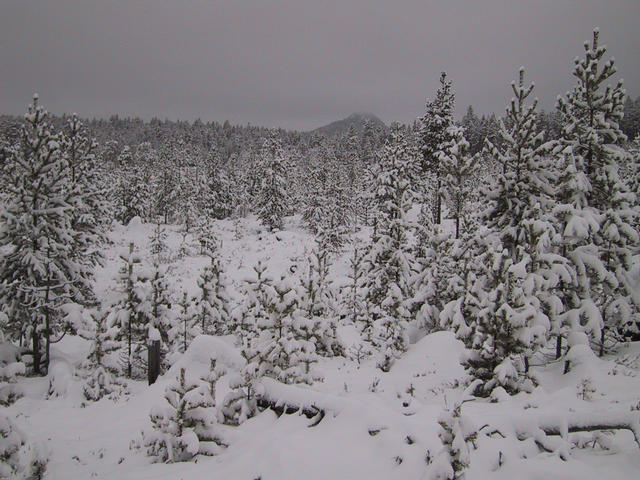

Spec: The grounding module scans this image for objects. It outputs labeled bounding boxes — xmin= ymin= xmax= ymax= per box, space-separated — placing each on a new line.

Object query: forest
xmin=1 ymin=28 xmax=639 ymax=480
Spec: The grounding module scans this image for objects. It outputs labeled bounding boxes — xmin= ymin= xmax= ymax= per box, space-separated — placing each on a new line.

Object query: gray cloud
xmin=1 ymin=0 xmax=638 ymax=130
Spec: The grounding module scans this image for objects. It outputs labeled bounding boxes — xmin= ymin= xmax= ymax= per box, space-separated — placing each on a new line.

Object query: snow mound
xmin=166 ymin=335 xmax=245 ymax=380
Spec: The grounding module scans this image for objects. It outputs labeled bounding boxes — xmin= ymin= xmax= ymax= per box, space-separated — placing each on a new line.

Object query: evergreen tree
xmin=143 ymin=367 xmax=223 ymax=462
xmin=0 ymin=95 xmax=98 ymax=374
xmin=419 ymin=72 xmax=456 ymax=225
xmin=483 ymin=68 xmax=568 ymax=360
xmin=363 ymin=126 xmax=418 ymax=371
xmin=107 ymin=242 xmax=149 ymax=378
xmin=296 ymin=241 xmax=341 ymax=358
xmin=255 ymin=134 xmax=289 ymax=231
xmin=195 ymin=252 xmax=232 ymax=336
xmin=555 ymin=29 xmax=637 ymax=355
xmin=112 ymin=163 xmax=152 ymax=224
xmin=254 ymin=274 xmax=299 ymax=383
xmin=80 ymin=308 xmax=127 ymax=402
xmin=441 ymin=233 xmax=549 ymax=396
xmin=440 ymin=125 xmax=477 ymax=238
xmin=172 ymin=291 xmax=199 ymax=354
xmin=149 ymin=221 xmax=169 ymax=263
xmin=411 ymin=208 xmax=455 ymax=331
xmin=344 ymin=243 xmax=367 ymax=328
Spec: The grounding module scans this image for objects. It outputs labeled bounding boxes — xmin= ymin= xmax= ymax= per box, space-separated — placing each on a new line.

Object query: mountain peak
xmin=312 ymin=112 xmax=386 ymax=136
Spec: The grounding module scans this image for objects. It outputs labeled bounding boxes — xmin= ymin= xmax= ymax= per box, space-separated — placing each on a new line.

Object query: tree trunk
xmin=32 ymin=328 xmax=41 ymax=375
xmin=148 ymin=340 xmax=161 ymax=385
xmin=435 ymin=176 xmax=442 ymax=225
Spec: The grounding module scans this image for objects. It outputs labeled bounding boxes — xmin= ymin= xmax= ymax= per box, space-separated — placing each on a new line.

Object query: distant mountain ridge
xmin=312 ymin=112 xmax=387 ymax=136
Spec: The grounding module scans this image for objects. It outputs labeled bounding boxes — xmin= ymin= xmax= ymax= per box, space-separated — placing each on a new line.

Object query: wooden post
xmin=148 ymin=340 xmax=161 ymax=385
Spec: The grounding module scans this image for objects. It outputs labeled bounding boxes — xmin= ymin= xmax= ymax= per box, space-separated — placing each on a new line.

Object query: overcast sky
xmin=1 ymin=1 xmax=638 ymax=130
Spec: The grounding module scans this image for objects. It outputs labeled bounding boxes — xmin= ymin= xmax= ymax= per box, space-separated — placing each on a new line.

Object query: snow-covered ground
xmin=6 ymin=216 xmax=640 ymax=479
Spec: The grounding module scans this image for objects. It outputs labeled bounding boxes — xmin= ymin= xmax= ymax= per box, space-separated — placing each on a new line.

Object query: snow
xmin=3 ymin=216 xmax=640 ymax=479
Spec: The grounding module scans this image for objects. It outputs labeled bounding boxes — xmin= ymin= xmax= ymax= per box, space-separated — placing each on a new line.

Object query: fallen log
xmin=538 ymin=419 xmax=640 ymax=449
xmin=256 ymin=396 xmax=325 ymax=425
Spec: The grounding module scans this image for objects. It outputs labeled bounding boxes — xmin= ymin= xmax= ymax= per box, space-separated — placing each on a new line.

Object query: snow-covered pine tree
xmin=419 ymin=72 xmax=456 ymax=225
xmin=296 ymin=240 xmax=341 ymax=358
xmin=232 ymin=260 xmax=272 ymax=346
xmin=255 ymin=133 xmax=289 ymax=231
xmin=172 ymin=291 xmax=199 ymax=354
xmin=143 ymin=367 xmax=222 ymax=462
xmin=254 ymin=274 xmax=300 ymax=383
xmin=555 ymin=29 xmax=638 ymax=356
xmin=148 ymin=263 xmax=174 ymax=365
xmin=112 ymin=163 xmax=153 ymax=225
xmin=203 ymin=167 xmax=233 ymax=220
xmin=81 ymin=308 xmax=126 ymax=401
xmin=154 ymin=146 xmax=180 ymax=224
xmin=363 ymin=125 xmax=418 ymax=371
xmin=0 ymin=95 xmax=98 ymax=374
xmin=221 ymin=352 xmax=260 ymax=426
xmin=482 ymin=68 xmax=568 ymax=362
xmin=344 ymin=243 xmax=367 ymax=329
xmin=439 ymin=125 xmax=477 ymax=239
xmin=61 ymin=113 xmax=109 ymax=269
xmin=108 ymin=242 xmax=149 ymax=378
xmin=441 ymin=232 xmax=549 ymax=396
xmin=411 ymin=206 xmax=455 ymax=332
xmin=149 ymin=221 xmax=169 ymax=263
xmin=195 ymin=252 xmax=232 ymax=336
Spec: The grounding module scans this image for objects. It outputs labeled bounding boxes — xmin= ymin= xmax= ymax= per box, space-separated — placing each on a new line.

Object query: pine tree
xmin=363 ymin=126 xmax=418 ymax=371
xmin=81 ymin=308 xmax=126 ymax=401
xmin=255 ymin=134 xmax=289 ymax=231
xmin=344 ymin=243 xmax=367 ymax=328
xmin=232 ymin=260 xmax=272 ymax=345
xmin=149 ymin=221 xmax=169 ymax=263
xmin=172 ymin=291 xmax=199 ymax=354
xmin=296 ymin=241 xmax=341 ymax=358
xmin=482 ymin=67 xmax=569 ymax=361
xmin=419 ymin=72 xmax=456 ymax=225
xmin=441 ymin=233 xmax=549 ymax=396
xmin=555 ymin=29 xmax=638 ymax=356
xmin=440 ymin=125 xmax=477 ymax=239
xmin=108 ymin=242 xmax=148 ymax=378
xmin=411 ymin=208 xmax=455 ymax=332
xmin=143 ymin=367 xmax=223 ymax=462
xmin=0 ymin=95 xmax=99 ymax=374
xmin=195 ymin=252 xmax=232 ymax=336
xmin=61 ymin=113 xmax=109 ymax=268
xmin=0 ymin=324 xmax=25 ymax=407
xmin=112 ymin=163 xmax=152 ymax=224
xmin=254 ymin=274 xmax=300 ymax=383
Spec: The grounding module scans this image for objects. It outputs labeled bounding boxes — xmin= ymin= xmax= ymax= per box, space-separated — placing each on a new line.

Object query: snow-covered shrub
xmin=427 ymin=402 xmax=477 ymax=480
xmin=142 ymin=367 xmax=223 ymax=463
xmin=82 ymin=366 xmax=128 ymax=402
xmin=0 ymin=413 xmax=48 ymax=479
xmin=576 ymin=377 xmax=596 ymax=401
xmin=0 ymin=339 xmax=25 ymax=407
xmin=221 ymin=351 xmax=260 ymax=426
